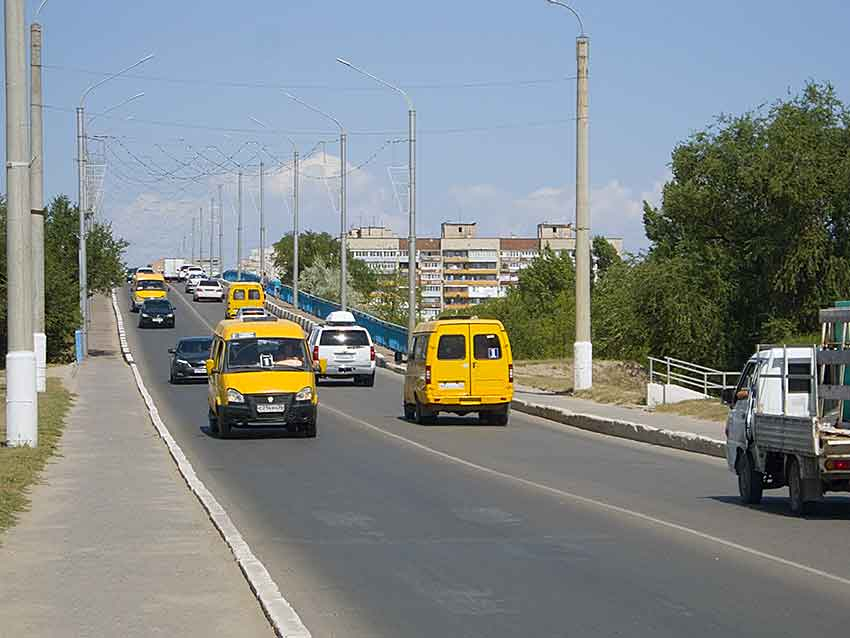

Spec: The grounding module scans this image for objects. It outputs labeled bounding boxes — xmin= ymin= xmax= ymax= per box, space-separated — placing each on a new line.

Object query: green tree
xmin=592 ymin=236 xmax=621 ymax=279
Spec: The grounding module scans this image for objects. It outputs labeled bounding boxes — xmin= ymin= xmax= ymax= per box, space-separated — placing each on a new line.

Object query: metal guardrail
xmin=265 ymin=281 xmax=409 ymax=353
xmin=648 ymin=355 xmax=738 ymax=398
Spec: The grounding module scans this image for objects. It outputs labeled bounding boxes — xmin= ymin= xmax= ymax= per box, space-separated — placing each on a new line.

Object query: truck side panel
xmin=753 ymin=414 xmax=818 ymax=457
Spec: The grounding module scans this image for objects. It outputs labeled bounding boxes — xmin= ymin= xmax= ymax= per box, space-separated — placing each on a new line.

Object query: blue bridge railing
xmin=265 ymin=281 xmax=409 ymax=353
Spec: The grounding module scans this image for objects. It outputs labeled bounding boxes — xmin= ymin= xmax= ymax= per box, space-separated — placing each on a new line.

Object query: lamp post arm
xmin=80 ymin=54 xmax=154 ymax=107
xmin=335 ymin=58 xmax=414 ymax=111
xmin=545 ymin=0 xmax=585 ymax=35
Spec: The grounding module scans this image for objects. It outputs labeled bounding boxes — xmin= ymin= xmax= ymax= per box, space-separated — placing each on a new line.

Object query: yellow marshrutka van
xmin=403 ymin=317 xmax=513 ymax=425
xmin=225 ymin=282 xmax=265 ymax=319
xmin=129 ymin=272 xmax=166 ymax=312
xmin=206 ymin=316 xmax=318 ymax=438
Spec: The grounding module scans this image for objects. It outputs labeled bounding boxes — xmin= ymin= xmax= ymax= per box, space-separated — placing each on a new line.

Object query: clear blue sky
xmin=2 ymin=0 xmax=849 ymax=266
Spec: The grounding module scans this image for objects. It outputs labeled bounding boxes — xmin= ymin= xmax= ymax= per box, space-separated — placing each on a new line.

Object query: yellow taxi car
xmin=403 ymin=317 xmax=513 ymax=425
xmin=206 ymin=316 xmax=318 ymax=438
xmin=225 ymin=282 xmax=265 ymax=319
xmin=129 ymin=272 xmax=167 ymax=313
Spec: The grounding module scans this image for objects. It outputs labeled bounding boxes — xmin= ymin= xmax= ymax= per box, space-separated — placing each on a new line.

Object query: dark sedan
xmin=138 ymin=298 xmax=175 ymax=328
xmin=168 ymin=336 xmax=213 ymax=384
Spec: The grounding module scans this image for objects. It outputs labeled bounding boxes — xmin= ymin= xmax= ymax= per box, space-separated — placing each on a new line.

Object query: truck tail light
xmin=825 ymin=459 xmax=850 ymax=471
xmin=370 ymin=345 xmax=376 ymax=361
xmin=425 ymin=365 xmax=432 ymax=385
xmin=313 ymin=345 xmax=319 ymax=363
xmin=508 ymin=363 xmax=514 ymax=383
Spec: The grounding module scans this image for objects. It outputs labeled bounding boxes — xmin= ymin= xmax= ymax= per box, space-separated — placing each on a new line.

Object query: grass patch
xmin=514 ymin=359 xmax=646 ymax=406
xmin=655 ymin=399 xmax=729 ymax=423
xmin=0 ymin=377 xmax=74 ymax=536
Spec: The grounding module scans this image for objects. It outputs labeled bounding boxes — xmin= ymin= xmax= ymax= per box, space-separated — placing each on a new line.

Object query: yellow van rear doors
xmin=470 ymin=328 xmax=508 ymax=396
xmin=433 ymin=327 xmax=470 ymax=398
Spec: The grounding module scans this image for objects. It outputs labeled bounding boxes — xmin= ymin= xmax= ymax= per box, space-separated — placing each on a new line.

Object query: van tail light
xmin=508 ymin=363 xmax=514 ymax=383
xmin=425 ymin=365 xmax=432 ymax=385
xmin=825 ymin=459 xmax=850 ymax=471
xmin=313 ymin=345 xmax=319 ymax=362
xmin=370 ymin=345 xmax=376 ymax=361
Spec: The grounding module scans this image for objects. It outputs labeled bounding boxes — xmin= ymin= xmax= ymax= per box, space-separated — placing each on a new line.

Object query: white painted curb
xmin=110 ymin=289 xmax=311 ymax=638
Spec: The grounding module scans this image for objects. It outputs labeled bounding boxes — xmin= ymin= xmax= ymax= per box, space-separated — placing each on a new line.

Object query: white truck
xmin=725 ymin=311 xmax=850 ymax=515
xmin=163 ymin=258 xmax=185 ymax=281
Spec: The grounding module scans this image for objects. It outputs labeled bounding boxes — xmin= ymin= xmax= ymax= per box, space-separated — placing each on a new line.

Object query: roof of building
xmin=500 ymin=238 xmax=538 ymax=250
xmin=400 ymin=238 xmax=441 ymax=251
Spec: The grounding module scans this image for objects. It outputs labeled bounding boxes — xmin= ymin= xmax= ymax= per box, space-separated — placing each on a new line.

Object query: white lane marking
xmin=169 ymin=284 xmax=217 ymax=332
xmin=110 ymin=290 xmax=312 ymax=638
xmin=320 ymin=402 xmax=850 ymax=590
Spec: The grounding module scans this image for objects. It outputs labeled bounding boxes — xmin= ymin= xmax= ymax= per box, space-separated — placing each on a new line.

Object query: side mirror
xmin=720 ymin=388 xmax=735 ymax=406
xmin=168 ymin=348 xmax=176 ymax=354
xmin=736 ymin=388 xmax=750 ymax=402
xmin=205 ymin=359 xmax=214 ymax=375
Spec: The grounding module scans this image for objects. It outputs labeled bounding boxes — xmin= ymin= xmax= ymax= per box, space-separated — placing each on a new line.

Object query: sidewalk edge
xmin=109 ymin=289 xmax=311 ymax=638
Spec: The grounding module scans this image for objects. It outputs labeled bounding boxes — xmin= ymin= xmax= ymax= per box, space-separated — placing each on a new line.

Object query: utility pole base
xmin=573 ymin=341 xmax=592 ymax=391
xmin=34 ymin=332 xmax=47 ymax=392
xmin=5 ymin=350 xmax=38 ymax=447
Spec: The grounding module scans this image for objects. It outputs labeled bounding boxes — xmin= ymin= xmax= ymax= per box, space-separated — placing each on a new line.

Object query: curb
xmin=109 ymin=289 xmax=311 ymax=638
xmin=510 ymin=397 xmax=725 ymax=458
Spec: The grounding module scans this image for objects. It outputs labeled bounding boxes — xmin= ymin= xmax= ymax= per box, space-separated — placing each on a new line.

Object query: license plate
xmin=193 ymin=368 xmax=206 ymax=374
xmin=153 ymin=317 xmax=163 ymax=323
xmin=440 ymin=381 xmax=465 ymax=389
xmin=256 ymin=404 xmax=286 ymax=413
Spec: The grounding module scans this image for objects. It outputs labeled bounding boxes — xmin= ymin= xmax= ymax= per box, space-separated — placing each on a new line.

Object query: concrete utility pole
xmin=30 ymin=21 xmax=46 ymax=394
xmin=546 ymin=0 xmax=592 ymax=390
xmin=217 ymin=184 xmax=223 ymax=274
xmin=293 ymin=146 xmax=300 ymax=309
xmin=209 ymin=197 xmax=215 ymax=274
xmin=5 ymin=0 xmax=37 ymax=446
xmin=335 ymin=58 xmax=417 ymax=345
xmin=237 ymin=169 xmax=243 ymax=279
xmin=191 ymin=216 xmax=196 ymax=264
xmin=198 ymin=206 xmax=204 ymax=266
xmin=259 ymin=161 xmax=265 ymax=279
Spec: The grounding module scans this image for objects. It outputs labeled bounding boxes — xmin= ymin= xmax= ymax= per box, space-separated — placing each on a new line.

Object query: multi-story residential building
xmin=346 ymin=221 xmax=623 ymax=320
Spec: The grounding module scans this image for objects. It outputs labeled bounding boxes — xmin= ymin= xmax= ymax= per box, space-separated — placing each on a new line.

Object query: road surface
xmin=119 ymin=284 xmax=850 ymax=637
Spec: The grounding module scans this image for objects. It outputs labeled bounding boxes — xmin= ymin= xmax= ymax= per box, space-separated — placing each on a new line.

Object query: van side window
xmin=473 ymin=334 xmax=502 ymax=360
xmin=413 ymin=335 xmax=429 ymax=361
xmin=233 ymin=290 xmax=245 ymax=300
xmin=249 ymin=289 xmax=261 ymax=300
xmin=437 ymin=334 xmax=466 ymax=360
xmin=212 ymin=338 xmax=223 ymax=370
xmin=736 ymin=362 xmax=756 ymax=394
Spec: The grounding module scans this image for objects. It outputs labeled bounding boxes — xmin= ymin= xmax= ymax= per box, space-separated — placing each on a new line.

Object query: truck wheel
xmin=737 ymin=451 xmax=763 ymax=505
xmin=788 ymin=458 xmax=811 ymax=516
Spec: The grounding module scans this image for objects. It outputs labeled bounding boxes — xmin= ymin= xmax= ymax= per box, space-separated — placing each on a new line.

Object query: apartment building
xmin=348 ymin=221 xmax=623 ymax=319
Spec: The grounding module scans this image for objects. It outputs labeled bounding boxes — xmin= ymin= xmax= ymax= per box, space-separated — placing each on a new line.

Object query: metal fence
xmin=265 ymin=281 xmax=409 ymax=353
xmin=647 ymin=355 xmax=738 ymax=398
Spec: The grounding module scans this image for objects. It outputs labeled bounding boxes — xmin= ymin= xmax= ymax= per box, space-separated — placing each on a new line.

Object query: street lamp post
xmin=249 ymin=116 xmax=301 ymax=309
xmin=30 ymin=22 xmax=46 ymax=395
xmin=284 ymin=93 xmax=348 ymax=310
xmin=77 ymin=53 xmax=153 ymax=357
xmin=336 ymin=58 xmax=417 ymax=349
xmin=218 ymin=184 xmax=224 ymax=275
xmin=259 ymin=161 xmax=265 ymax=280
xmin=237 ymin=168 xmax=243 ymax=279
xmin=546 ymin=0 xmax=592 ymax=390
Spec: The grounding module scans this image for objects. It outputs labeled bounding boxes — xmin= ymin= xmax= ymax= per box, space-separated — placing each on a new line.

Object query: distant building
xmin=348 ymin=221 xmax=623 ymax=320
xmin=239 ymin=247 xmax=278 ymax=278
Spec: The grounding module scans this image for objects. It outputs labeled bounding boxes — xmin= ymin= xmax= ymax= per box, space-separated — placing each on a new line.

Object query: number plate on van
xmin=439 ymin=381 xmax=465 ymax=390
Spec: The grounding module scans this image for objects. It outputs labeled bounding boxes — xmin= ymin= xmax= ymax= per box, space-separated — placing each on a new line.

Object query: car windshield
xmin=144 ymin=299 xmax=171 ymax=311
xmin=178 ymin=338 xmax=212 ymax=355
xmin=225 ymin=337 xmax=309 ymax=372
xmin=320 ymin=329 xmax=369 ymax=346
xmin=137 ymin=280 xmax=165 ymax=290
xmin=199 ymin=280 xmax=218 ymax=287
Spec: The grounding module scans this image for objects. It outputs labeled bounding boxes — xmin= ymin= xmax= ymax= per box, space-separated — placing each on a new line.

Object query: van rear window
xmin=437 ymin=334 xmax=466 ymax=360
xmin=249 ymin=289 xmax=261 ymax=300
xmin=233 ymin=290 xmax=245 ymax=300
xmin=473 ymin=334 xmax=502 ymax=360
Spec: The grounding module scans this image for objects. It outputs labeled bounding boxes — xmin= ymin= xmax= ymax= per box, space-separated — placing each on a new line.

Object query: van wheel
xmin=365 ymin=373 xmax=375 ymax=387
xmin=737 ymin=451 xmax=763 ymax=505
xmin=208 ymin=408 xmax=219 ymax=434
xmin=403 ymin=403 xmax=416 ymax=421
xmin=415 ymin=400 xmax=436 ymax=425
xmin=302 ymin=416 xmax=317 ymax=438
xmin=788 ymin=458 xmax=811 ymax=516
xmin=218 ymin=415 xmax=231 ymax=439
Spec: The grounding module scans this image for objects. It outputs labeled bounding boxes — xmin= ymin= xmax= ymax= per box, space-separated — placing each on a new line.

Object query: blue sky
xmin=2 ymin=0 xmax=849 ymax=266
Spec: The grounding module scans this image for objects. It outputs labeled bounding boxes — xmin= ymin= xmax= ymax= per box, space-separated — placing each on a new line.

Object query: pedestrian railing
xmin=265 ymin=281 xmax=409 ymax=353
xmin=647 ymin=355 xmax=738 ymax=398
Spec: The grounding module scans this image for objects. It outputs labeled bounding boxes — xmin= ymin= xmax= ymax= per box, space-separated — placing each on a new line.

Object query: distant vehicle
xmin=177 ymin=264 xmax=193 ymax=281
xmin=193 ymin=279 xmax=224 ymax=302
xmin=234 ymin=306 xmax=268 ymax=319
xmin=125 ymin=267 xmax=138 ymax=283
xmin=184 ymin=272 xmax=205 ymax=293
xmin=163 ymin=258 xmax=186 ymax=281
xmin=308 ymin=311 xmax=376 ymax=387
xmin=403 ymin=317 xmax=513 ymax=425
xmin=168 ymin=336 xmax=213 ymax=383
xmin=225 ymin=282 xmax=265 ymax=319
xmin=222 ymin=269 xmax=261 ymax=283
xmin=207 ymin=316 xmax=317 ymax=438
xmin=129 ymin=274 xmax=167 ymax=312
xmin=138 ymin=298 xmax=175 ymax=328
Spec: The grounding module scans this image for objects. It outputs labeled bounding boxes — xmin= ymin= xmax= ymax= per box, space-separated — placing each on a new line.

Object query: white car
xmin=234 ymin=306 xmax=268 ymax=319
xmin=193 ymin=279 xmax=224 ymax=302
xmin=308 ymin=311 xmax=376 ymax=386
xmin=184 ymin=273 xmax=205 ymax=293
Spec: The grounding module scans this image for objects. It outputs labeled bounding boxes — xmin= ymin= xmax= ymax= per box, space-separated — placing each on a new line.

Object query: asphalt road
xmin=120 ymin=284 xmax=850 ymax=637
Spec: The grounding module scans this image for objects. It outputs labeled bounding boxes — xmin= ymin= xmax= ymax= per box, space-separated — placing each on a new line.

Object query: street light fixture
xmin=546 ymin=0 xmax=592 ymax=390
xmin=336 ymin=58 xmax=417 ymax=348
xmin=249 ymin=116 xmax=301 ymax=309
xmin=87 ymin=92 xmax=145 ymax=126
xmin=284 ymin=92 xmax=349 ymax=310
xmin=77 ymin=53 xmax=154 ymax=356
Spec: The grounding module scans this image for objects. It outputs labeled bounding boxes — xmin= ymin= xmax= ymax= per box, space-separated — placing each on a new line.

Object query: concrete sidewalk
xmin=0 ymin=296 xmax=272 ymax=637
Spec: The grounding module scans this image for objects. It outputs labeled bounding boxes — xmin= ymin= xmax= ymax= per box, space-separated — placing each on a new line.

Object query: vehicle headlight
xmin=176 ymin=358 xmax=190 ymax=367
xmin=141 ymin=313 xmax=149 ymax=318
xmin=295 ymin=386 xmax=313 ymax=402
xmin=226 ymin=388 xmax=245 ymax=403
xmin=167 ymin=313 xmax=174 ymax=317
